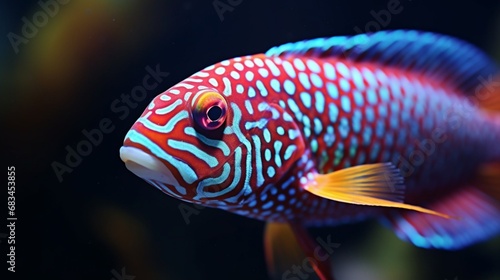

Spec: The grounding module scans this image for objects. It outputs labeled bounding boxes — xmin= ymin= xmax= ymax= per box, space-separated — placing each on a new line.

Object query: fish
xmin=119 ymin=30 xmax=500 ymax=280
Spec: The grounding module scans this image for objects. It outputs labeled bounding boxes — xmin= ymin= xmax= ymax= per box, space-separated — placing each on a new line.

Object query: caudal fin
xmin=384 ymin=186 xmax=500 ymax=250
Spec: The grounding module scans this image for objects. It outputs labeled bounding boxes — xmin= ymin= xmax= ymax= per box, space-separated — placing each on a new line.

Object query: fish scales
xmin=120 ymin=31 xmax=500 ymax=263
xmin=144 ymin=55 xmax=491 ymax=225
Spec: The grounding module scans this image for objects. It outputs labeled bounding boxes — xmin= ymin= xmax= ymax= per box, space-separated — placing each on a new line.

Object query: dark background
xmin=1 ymin=0 xmax=500 ymax=279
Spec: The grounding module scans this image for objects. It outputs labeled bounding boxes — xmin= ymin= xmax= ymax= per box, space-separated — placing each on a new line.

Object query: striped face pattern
xmin=120 ymin=30 xmax=499 ymax=224
xmin=119 ymin=54 xmax=308 ymax=209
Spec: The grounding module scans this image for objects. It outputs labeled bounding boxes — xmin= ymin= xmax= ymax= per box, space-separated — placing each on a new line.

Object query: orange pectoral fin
xmin=304 ymin=163 xmax=452 ymax=219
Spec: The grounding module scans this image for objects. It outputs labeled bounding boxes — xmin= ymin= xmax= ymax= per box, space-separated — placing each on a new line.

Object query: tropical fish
xmin=119 ymin=30 xmax=500 ymax=280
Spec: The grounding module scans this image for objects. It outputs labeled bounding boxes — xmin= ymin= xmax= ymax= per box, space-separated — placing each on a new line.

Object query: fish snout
xmin=119 ymin=146 xmax=179 ymax=185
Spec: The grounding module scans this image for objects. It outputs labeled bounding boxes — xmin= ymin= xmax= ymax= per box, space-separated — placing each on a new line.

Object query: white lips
xmin=119 ymin=146 xmax=180 ymax=186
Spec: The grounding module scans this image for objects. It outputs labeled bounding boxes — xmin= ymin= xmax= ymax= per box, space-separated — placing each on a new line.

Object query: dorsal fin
xmin=265 ymin=30 xmax=498 ymax=93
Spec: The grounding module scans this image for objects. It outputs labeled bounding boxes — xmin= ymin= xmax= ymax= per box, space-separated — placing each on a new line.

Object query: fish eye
xmin=191 ymin=91 xmax=227 ymax=130
xmin=207 ymin=105 xmax=223 ymax=121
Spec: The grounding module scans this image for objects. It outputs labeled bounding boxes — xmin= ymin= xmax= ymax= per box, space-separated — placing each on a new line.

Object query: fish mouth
xmin=119 ymin=146 xmax=179 ymax=185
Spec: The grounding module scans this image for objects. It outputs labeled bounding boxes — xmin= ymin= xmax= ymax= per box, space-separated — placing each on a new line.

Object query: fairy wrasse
xmin=120 ymin=30 xmax=500 ymax=280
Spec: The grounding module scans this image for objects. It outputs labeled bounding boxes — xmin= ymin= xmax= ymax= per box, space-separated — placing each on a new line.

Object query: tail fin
xmin=387 ymin=75 xmax=500 ymax=248
xmin=384 ymin=186 xmax=500 ymax=250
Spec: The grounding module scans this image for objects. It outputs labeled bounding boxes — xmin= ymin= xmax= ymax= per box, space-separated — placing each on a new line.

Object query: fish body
xmin=120 ymin=30 xmax=500 ymax=279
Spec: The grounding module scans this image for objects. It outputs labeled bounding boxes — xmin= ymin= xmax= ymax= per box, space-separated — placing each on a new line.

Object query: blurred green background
xmin=1 ymin=0 xmax=500 ymax=279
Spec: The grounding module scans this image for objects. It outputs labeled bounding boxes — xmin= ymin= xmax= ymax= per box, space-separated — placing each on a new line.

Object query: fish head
xmin=120 ymin=59 xmax=303 ymax=208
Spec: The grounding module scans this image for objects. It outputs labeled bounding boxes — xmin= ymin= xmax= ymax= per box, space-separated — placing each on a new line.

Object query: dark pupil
xmin=207 ymin=106 xmax=223 ymax=121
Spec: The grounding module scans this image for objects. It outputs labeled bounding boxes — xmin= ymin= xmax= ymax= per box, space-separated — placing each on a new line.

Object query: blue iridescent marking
xmin=248 ymin=86 xmax=256 ymax=98
xmin=265 ymin=149 xmax=271 ymax=161
xmin=367 ymin=88 xmax=378 ymax=104
xmin=283 ymin=112 xmax=293 ymax=122
xmin=266 ymin=59 xmax=281 ymax=76
xmin=336 ymin=62 xmax=350 ymax=78
xmin=252 ymin=135 xmax=264 ymax=187
xmin=222 ymin=77 xmax=232 ymax=96
xmin=324 ymin=126 xmax=335 ymax=147
xmin=281 ymin=176 xmax=295 ymax=190
xmin=310 ymin=73 xmax=323 ymax=88
xmin=357 ymin=151 xmax=366 ymax=165
xmin=284 ymin=80 xmax=296 ymax=95
xmin=328 ymin=104 xmax=339 ymax=122
xmin=362 ymin=126 xmax=372 ymax=145
xmin=311 ymin=139 xmax=318 ymax=152
xmin=287 ymin=99 xmax=302 ymax=119
xmin=274 ymin=141 xmax=283 ymax=167
xmin=351 ymin=67 xmax=364 ymax=89
xmin=244 ymin=119 xmax=267 ymax=130
xmin=264 ymin=128 xmax=271 ymax=143
xmin=298 ymin=72 xmax=311 ymax=90
xmin=341 ymin=96 xmax=351 ymax=113
xmin=307 ymin=59 xmax=321 ymax=73
xmin=353 ymin=91 xmax=364 ymax=107
xmin=339 ymin=117 xmax=349 ymax=139
xmin=326 ymin=82 xmax=338 ymax=99
xmin=378 ymin=104 xmax=388 ymax=117
xmin=352 ymin=110 xmax=362 ymax=133
xmin=184 ymin=127 xmax=230 ymax=156
xmin=313 ymin=118 xmax=323 ymax=135
xmin=258 ymin=68 xmax=269 ymax=78
xmin=245 ymin=100 xmax=254 ymax=114
xmin=339 ymin=78 xmax=350 ymax=92
xmin=371 ymin=142 xmax=380 ymax=160
xmin=283 ymin=60 xmax=296 ymax=78
xmin=271 ymin=79 xmax=281 ymax=92
xmin=168 ymin=139 xmax=218 ymax=168
xmin=376 ymin=120 xmax=385 ymax=137
xmin=224 ymin=104 xmax=253 ymax=198
xmin=349 ymin=137 xmax=358 ymax=157
xmin=262 ymin=201 xmax=274 ymax=209
xmin=366 ymin=107 xmax=375 ymax=122
xmin=324 ymin=63 xmax=336 ymax=80
xmin=293 ymin=58 xmax=305 ymax=71
xmin=139 ymin=111 xmax=188 ymax=133
xmin=245 ymin=71 xmax=254 ymax=82
xmin=385 ymin=132 xmax=394 ymax=146
xmin=155 ymin=99 xmax=182 ymax=115
xmin=256 ymin=80 xmax=268 ymax=96
xmin=284 ymin=145 xmax=296 ymax=160
xmin=300 ymin=92 xmax=312 ymax=108
xmin=267 ymin=166 xmax=276 ymax=178
xmin=195 ymin=163 xmax=230 ymax=196
xmin=362 ymin=67 xmax=377 ymax=87
xmin=375 ymin=69 xmax=388 ymax=84
xmin=379 ymin=87 xmax=390 ymax=102
xmin=277 ymin=127 xmax=285 ymax=135
xmin=288 ymin=129 xmax=300 ymax=140
xmin=302 ymin=116 xmax=311 ymax=137
xmin=236 ymin=84 xmax=244 ymax=94
xmin=313 ymin=92 xmax=325 ymax=114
